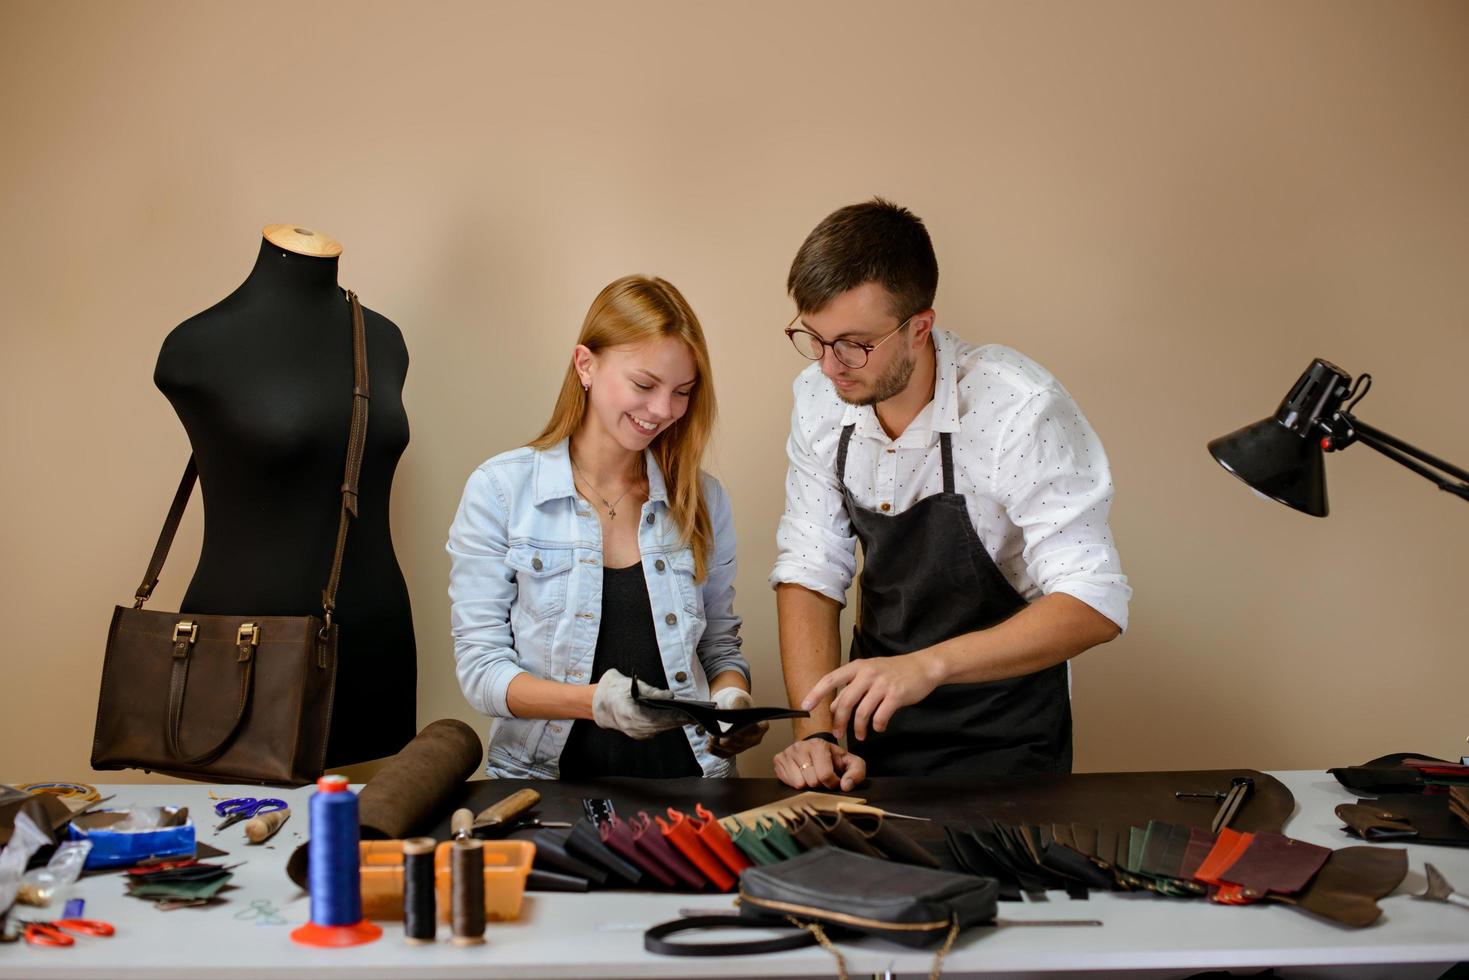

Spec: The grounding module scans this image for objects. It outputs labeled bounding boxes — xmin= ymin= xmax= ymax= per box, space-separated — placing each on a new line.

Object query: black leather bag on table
xmin=645 ymin=847 xmax=997 ymax=978
xmin=90 ymin=290 xmax=369 ymax=786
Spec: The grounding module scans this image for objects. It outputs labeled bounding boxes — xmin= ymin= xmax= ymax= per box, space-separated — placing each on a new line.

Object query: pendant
xmin=607 ymin=507 xmax=616 ymax=519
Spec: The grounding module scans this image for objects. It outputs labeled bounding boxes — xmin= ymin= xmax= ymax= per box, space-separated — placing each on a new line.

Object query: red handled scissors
xmin=22 ymin=918 xmax=115 ymax=947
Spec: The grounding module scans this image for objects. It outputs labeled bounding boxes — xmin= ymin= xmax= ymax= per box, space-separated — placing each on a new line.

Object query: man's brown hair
xmin=787 ymin=197 xmax=939 ymax=320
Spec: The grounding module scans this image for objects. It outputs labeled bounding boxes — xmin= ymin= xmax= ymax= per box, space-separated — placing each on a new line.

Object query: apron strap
xmin=940 ymin=431 xmax=956 ymax=494
xmin=835 ymin=423 xmax=856 ymax=491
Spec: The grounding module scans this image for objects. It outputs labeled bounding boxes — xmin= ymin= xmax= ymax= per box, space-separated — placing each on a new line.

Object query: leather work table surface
xmin=4 ymin=771 xmax=1467 ymax=980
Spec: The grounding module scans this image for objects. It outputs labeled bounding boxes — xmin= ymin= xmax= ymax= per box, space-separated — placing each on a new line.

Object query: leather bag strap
xmin=643 ymin=914 xmax=815 ymax=957
xmin=131 ymin=290 xmax=370 ymax=622
xmin=165 ymin=624 xmax=257 ymax=765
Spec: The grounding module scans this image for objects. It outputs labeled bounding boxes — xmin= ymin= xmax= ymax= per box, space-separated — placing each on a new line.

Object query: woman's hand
xmin=590 ymin=668 xmax=684 ymax=739
xmin=707 ymin=687 xmax=768 ymax=758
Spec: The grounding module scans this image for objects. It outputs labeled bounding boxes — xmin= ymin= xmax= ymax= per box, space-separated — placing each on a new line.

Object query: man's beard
xmin=836 ymin=350 xmax=915 ymax=406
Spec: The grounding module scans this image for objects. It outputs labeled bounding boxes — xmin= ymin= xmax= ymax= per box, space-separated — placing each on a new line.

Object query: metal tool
xmin=1419 ymin=863 xmax=1469 ymax=909
xmin=1175 ymin=776 xmax=1254 ymax=833
xmin=213 ymin=797 xmax=286 ymax=831
xmin=21 ymin=918 xmax=115 ymax=947
xmin=468 ymin=789 xmax=573 ymax=837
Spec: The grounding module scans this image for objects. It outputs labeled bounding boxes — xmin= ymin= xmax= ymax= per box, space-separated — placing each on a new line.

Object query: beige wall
xmin=2 ymin=0 xmax=1466 ymax=784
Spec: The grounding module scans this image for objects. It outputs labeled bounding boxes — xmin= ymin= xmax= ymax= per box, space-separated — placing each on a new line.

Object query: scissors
xmin=214 ymin=797 xmax=287 ymax=831
xmin=22 ymin=919 xmax=115 ymax=947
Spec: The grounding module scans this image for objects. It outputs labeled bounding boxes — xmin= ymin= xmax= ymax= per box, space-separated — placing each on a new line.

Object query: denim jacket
xmin=447 ymin=438 xmax=748 ymax=778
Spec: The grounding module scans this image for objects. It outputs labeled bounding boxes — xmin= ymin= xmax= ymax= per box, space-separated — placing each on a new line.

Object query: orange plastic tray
xmin=359 ymin=839 xmax=534 ymax=922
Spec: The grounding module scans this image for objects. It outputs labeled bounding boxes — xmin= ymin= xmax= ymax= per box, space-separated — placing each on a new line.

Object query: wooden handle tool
xmin=472 ymin=788 xmax=541 ymax=833
xmin=245 ymin=807 xmax=290 ymax=844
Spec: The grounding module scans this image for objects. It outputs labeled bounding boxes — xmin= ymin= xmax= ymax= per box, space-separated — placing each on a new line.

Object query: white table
xmin=2 ymin=772 xmax=1466 ymax=979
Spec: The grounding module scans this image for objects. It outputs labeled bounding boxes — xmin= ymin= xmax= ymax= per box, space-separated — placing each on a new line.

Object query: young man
xmin=770 ymin=199 xmax=1131 ymax=790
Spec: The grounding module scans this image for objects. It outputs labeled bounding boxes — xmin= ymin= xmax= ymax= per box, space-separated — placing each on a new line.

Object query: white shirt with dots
xmin=770 ymin=328 xmax=1131 ymax=632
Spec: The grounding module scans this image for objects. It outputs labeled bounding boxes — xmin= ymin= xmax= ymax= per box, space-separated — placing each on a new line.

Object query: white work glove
xmin=591 ymin=668 xmax=684 ymax=740
xmin=709 ymin=687 xmax=769 ymax=758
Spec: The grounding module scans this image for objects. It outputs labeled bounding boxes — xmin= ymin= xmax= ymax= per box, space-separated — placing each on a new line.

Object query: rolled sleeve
xmin=992 ymin=388 xmax=1132 ymax=631
xmin=446 ymin=466 xmax=528 ymax=717
xmin=769 ymin=380 xmax=858 ymax=605
xmin=696 ymin=476 xmax=749 ymax=683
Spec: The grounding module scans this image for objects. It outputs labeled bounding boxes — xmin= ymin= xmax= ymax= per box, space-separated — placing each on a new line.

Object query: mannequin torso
xmin=153 ymin=233 xmax=416 ymax=766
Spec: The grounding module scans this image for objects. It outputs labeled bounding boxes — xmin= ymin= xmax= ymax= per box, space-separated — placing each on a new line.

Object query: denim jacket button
xmin=654 ymin=559 xmax=666 ymax=572
xmin=695 ymin=726 xmax=706 ymax=737
xmin=645 ymin=513 xmax=655 ymax=525
xmin=674 ymin=671 xmax=688 ymax=683
xmin=531 ymin=557 xmax=543 ymax=571
xmin=665 ymin=613 xmax=678 ymax=626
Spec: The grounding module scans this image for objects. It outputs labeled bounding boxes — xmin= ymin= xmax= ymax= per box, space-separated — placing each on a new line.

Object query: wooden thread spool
xmin=402 ymin=837 xmax=437 ymax=945
xmin=450 ymin=838 xmax=486 ymax=947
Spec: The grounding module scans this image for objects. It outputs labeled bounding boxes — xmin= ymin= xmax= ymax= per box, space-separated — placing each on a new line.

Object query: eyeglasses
xmin=784 ymin=314 xmax=915 ymax=369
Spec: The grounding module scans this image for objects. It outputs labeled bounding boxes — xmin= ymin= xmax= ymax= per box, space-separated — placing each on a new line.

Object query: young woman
xmin=448 ymin=275 xmax=765 ymax=778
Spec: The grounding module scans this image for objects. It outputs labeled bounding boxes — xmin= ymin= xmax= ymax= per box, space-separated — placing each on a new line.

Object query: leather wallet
xmin=754 ymin=817 xmax=803 ymax=860
xmin=728 ymin=817 xmax=784 ymax=866
xmin=601 ymin=814 xmax=676 ymax=887
xmin=630 ymin=675 xmax=809 ymax=732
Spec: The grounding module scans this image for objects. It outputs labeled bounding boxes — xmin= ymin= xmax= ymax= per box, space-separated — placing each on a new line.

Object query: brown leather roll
xmin=358 ymin=720 xmax=483 ymax=840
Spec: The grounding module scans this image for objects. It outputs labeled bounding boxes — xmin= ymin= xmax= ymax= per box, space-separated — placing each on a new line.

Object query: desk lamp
xmin=1208 ymin=358 xmax=1469 ymax=516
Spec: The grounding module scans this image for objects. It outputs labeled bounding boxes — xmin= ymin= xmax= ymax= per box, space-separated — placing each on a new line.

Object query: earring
xmin=582 ymin=380 xmax=590 ymax=392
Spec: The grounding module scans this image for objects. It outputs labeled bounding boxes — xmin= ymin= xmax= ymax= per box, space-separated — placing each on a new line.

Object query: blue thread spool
xmin=290 ymin=774 xmax=382 ymax=947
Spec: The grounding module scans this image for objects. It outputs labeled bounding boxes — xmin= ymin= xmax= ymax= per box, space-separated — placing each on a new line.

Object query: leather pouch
xmin=845 ymin=811 xmax=941 ymax=868
xmin=91 ymin=291 xmax=369 ymax=786
xmin=567 ymin=817 xmax=642 ymax=885
xmin=728 ymin=817 xmax=784 ymax=866
xmin=631 ymin=811 xmax=705 ymax=890
xmin=786 ymin=811 xmax=831 ymax=853
xmin=1351 ymin=794 xmax=1469 ymax=848
xmin=691 ymin=804 xmax=750 ymax=876
xmin=602 ymin=814 xmax=673 ymax=887
xmin=754 ymin=818 xmax=803 ymax=861
xmin=629 ymin=675 xmax=809 ymax=731
xmin=811 ymin=811 xmax=885 ymax=859
xmin=738 ymin=846 xmax=998 ymax=948
xmin=658 ymin=808 xmax=735 ymax=891
xmin=1336 ymin=804 xmax=1417 ymax=841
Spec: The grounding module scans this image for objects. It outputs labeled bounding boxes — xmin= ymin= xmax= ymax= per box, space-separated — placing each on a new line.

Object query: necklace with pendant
xmin=570 ymin=455 xmax=638 ymax=519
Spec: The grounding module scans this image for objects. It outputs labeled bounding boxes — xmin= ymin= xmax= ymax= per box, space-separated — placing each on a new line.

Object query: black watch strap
xmin=803 ymin=731 xmax=839 ymax=746
xmin=644 ymin=914 xmax=816 ymax=957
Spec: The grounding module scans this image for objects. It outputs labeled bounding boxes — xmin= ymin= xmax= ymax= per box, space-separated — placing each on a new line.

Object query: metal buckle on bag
xmin=172 ymin=621 xmax=198 ymax=644
xmin=236 ymin=623 xmax=260 ymax=647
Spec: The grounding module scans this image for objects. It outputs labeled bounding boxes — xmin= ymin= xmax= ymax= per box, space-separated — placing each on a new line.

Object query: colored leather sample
xmin=658 ymin=808 xmax=735 ymax=891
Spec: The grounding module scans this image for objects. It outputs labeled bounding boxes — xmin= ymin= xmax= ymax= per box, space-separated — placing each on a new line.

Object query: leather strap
xmin=165 ymin=627 xmax=256 ymax=765
xmin=132 ymin=289 xmax=369 ymax=623
xmin=643 ymin=914 xmax=815 ymax=957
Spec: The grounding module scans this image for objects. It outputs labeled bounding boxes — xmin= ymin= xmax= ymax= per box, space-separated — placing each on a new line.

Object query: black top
xmin=559 ymin=564 xmax=700 ymax=779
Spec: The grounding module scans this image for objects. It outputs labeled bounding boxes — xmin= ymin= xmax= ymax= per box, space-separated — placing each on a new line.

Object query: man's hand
xmin=801 ymin=650 xmax=944 ymax=741
xmin=772 ymin=737 xmax=867 ymax=792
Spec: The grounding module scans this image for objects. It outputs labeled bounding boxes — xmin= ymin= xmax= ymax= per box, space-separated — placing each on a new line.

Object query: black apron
xmin=837 ymin=423 xmax=1072 ymax=777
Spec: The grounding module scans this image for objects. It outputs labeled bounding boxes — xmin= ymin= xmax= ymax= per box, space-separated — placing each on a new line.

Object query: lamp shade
xmin=1208 ymin=417 xmax=1328 ymax=517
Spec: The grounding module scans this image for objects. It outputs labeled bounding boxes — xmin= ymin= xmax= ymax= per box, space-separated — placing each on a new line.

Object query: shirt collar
xmin=533 ymin=437 xmax=670 ymax=505
xmin=838 ymin=328 xmax=961 ymax=442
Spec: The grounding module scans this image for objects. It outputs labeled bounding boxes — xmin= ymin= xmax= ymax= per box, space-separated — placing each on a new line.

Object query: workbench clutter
xmin=1330 ymin=753 xmax=1469 ymax=848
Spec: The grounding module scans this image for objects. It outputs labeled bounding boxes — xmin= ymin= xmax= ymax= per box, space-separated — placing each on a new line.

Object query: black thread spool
xmin=450 ymin=838 xmax=486 ymax=947
xmin=401 ymin=837 xmax=437 ymax=945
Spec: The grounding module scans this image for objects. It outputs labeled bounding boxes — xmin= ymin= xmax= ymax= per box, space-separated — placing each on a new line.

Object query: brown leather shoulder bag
xmin=90 ymin=290 xmax=369 ymax=786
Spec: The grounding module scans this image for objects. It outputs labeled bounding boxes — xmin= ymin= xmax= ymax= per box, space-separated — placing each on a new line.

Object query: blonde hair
xmin=531 ymin=275 xmax=717 ymax=579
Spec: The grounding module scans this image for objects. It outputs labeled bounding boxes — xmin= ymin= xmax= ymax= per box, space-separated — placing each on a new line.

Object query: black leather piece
xmin=527 ymin=827 xmax=608 ymax=885
xmin=944 ymin=825 xmax=1022 ymax=901
xmin=527 ymin=868 xmax=590 ymax=892
xmin=1328 ymin=753 xmax=1450 ymax=795
xmin=1039 ymin=841 xmax=1114 ymax=891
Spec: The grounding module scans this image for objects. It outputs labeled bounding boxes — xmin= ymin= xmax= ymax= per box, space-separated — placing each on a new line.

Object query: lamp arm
xmin=1331 ymin=412 xmax=1469 ymax=502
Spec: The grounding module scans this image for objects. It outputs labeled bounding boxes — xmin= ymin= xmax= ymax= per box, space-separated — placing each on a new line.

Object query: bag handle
xmin=132 ymin=289 xmax=370 ymax=629
xmin=642 ymin=914 xmax=816 ymax=957
xmin=164 ymin=621 xmax=257 ymax=765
